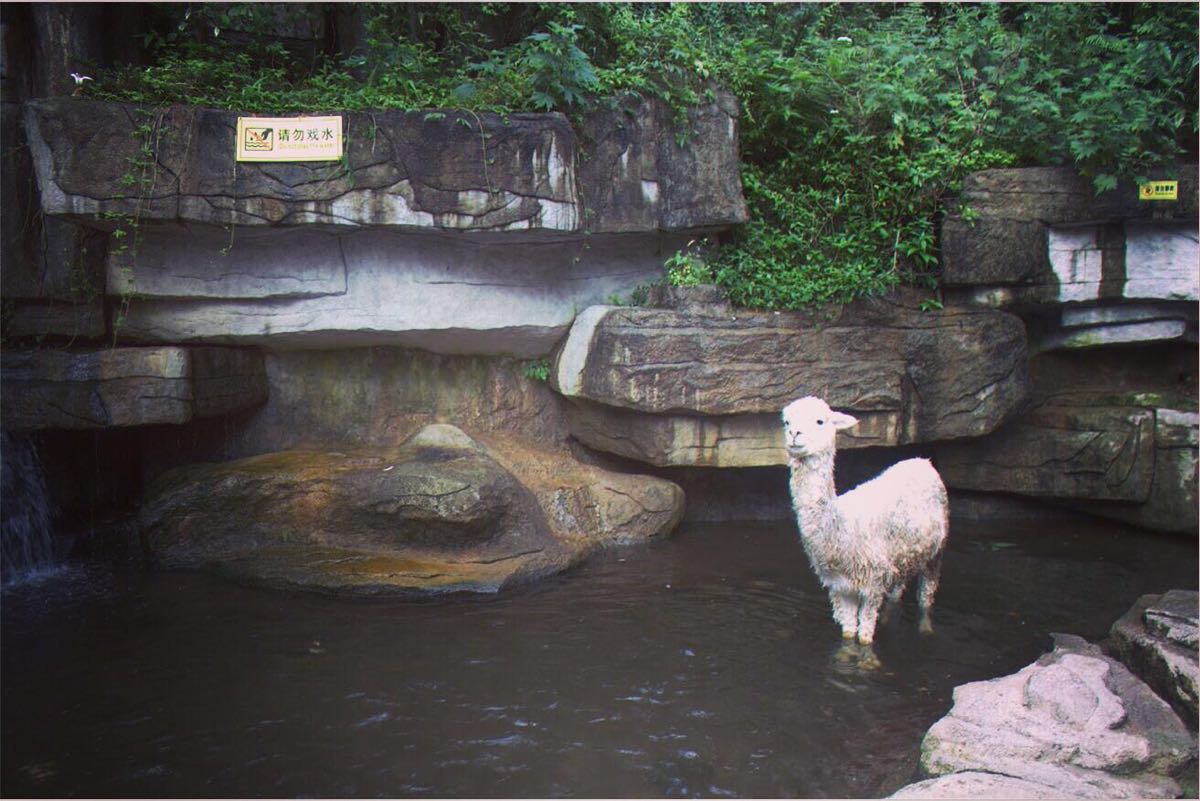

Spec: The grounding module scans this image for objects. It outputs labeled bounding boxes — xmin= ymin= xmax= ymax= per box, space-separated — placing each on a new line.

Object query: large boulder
xmin=1108 ymin=590 xmax=1199 ymax=730
xmin=24 ymin=96 xmax=746 ymax=235
xmin=140 ymin=424 xmax=683 ymax=594
xmin=551 ymin=290 xmax=1029 ymax=467
xmin=893 ymin=634 xmax=1195 ymax=799
xmin=0 ymin=346 xmax=267 ymax=430
xmin=942 ymin=166 xmax=1198 ymax=308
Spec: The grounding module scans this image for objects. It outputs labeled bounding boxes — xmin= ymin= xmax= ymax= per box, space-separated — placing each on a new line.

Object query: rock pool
xmin=2 ymin=516 xmax=1195 ymax=798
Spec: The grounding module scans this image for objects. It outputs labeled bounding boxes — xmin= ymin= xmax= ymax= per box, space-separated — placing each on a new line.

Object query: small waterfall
xmin=1 ymin=431 xmax=60 ymax=584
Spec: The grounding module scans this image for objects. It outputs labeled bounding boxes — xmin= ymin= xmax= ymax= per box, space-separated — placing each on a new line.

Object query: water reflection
xmin=2 ymin=517 xmax=1196 ymax=798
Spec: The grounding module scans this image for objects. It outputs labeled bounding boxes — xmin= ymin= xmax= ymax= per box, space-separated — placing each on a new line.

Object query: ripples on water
xmin=2 ymin=518 xmax=1196 ymax=798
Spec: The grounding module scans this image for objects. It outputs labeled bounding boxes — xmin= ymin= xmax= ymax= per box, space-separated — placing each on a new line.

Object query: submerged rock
xmin=1109 ymin=589 xmax=1199 ymax=729
xmin=892 ymin=634 xmax=1195 ymax=799
xmin=140 ymin=424 xmax=682 ymax=594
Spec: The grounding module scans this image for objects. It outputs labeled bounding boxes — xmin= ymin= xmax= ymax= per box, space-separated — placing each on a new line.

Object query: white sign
xmin=236 ymin=116 xmax=343 ymax=162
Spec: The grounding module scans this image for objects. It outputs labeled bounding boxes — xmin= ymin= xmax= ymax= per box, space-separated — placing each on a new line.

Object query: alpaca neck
xmin=787 ymin=450 xmax=841 ymax=537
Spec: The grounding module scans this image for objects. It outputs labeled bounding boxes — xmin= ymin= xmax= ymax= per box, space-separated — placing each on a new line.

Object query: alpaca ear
xmin=830 ymin=411 xmax=859 ymax=431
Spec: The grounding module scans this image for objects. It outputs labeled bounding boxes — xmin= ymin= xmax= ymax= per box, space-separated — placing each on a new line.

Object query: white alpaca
xmin=782 ymin=396 xmax=948 ymax=645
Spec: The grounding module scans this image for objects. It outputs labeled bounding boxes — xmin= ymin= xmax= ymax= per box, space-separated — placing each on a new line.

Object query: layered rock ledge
xmin=24 ymin=96 xmax=746 ymax=234
xmin=551 ymin=290 xmax=1029 ymax=467
xmin=16 ymin=96 xmax=746 ymax=355
xmin=0 ymin=346 xmax=266 ymax=430
xmin=140 ymin=424 xmax=684 ymax=594
xmin=942 ymin=166 xmax=1198 ymax=309
xmin=1109 ymin=590 xmax=1199 ymax=729
xmin=937 ymin=346 xmax=1198 ymax=534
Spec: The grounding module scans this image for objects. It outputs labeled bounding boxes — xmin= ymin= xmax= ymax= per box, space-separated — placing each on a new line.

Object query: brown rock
xmin=140 ymin=424 xmax=683 ymax=595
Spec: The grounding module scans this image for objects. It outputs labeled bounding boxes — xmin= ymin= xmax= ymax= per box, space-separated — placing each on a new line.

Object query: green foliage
xmin=664 ymin=239 xmax=715 ymax=287
xmin=608 ymin=282 xmax=656 ymax=306
xmin=522 ymin=358 xmax=552 ymax=382
xmin=523 ymin=22 xmax=598 ymax=111
xmin=88 ymin=3 xmax=1197 ymax=309
xmin=706 ymin=3 xmax=1195 ymax=308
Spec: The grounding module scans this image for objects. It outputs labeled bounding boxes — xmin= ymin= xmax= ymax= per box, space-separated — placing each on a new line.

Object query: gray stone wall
xmin=3 ymin=86 xmax=1195 ymax=535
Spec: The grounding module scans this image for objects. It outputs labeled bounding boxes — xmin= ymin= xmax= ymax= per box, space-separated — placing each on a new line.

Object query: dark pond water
xmin=2 ymin=516 xmax=1196 ymax=798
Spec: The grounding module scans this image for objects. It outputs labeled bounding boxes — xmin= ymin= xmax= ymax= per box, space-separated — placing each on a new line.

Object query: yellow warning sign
xmin=236 ymin=116 xmax=343 ymax=162
xmin=1138 ymin=180 xmax=1178 ymax=201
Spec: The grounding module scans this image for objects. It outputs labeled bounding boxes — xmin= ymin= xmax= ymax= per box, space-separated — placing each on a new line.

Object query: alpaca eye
xmin=816 ymin=419 xmax=825 ymax=426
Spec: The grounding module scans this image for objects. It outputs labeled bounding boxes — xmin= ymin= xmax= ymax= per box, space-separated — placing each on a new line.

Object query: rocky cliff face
xmin=14 ymin=96 xmax=746 ymax=356
xmin=936 ymin=166 xmax=1198 ymax=533
xmin=538 ymin=166 xmax=1197 ymax=532
xmin=2 ymin=86 xmax=1195 ymax=567
xmin=2 ymin=93 xmax=742 ymax=590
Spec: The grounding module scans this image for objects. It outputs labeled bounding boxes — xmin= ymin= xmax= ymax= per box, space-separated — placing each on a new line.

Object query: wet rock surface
xmin=891 ymin=633 xmax=1196 ymax=799
xmin=140 ymin=424 xmax=683 ymax=594
xmin=552 ymin=290 xmax=1028 ymax=466
xmin=1109 ymin=589 xmax=1199 ymax=729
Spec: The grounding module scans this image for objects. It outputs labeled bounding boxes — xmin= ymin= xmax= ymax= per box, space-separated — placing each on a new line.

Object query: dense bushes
xmin=91 ymin=2 xmax=1198 ymax=308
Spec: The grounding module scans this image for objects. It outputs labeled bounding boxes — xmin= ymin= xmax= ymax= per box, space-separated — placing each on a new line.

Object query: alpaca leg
xmin=829 ymin=590 xmax=860 ymax=640
xmin=856 ymin=590 xmax=885 ymax=645
xmin=917 ymin=552 xmax=944 ymax=635
xmin=879 ymin=582 xmax=904 ymax=625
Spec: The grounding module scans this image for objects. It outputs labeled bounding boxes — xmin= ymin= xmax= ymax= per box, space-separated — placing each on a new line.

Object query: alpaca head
xmin=781 ymin=396 xmax=859 ymax=458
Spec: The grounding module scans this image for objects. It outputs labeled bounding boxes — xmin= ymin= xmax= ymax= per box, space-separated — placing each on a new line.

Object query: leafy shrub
xmin=705 ymin=3 xmax=1196 ymax=307
xmin=664 ymin=239 xmax=715 ymax=287
xmin=522 ymin=22 xmax=598 ymax=111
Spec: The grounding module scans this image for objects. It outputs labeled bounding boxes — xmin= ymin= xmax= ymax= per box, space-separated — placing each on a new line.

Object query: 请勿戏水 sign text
xmin=236 ymin=116 xmax=343 ymax=162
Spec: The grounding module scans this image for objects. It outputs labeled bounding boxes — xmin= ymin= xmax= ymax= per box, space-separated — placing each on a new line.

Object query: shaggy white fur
xmin=782 ymin=396 xmax=949 ymax=645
